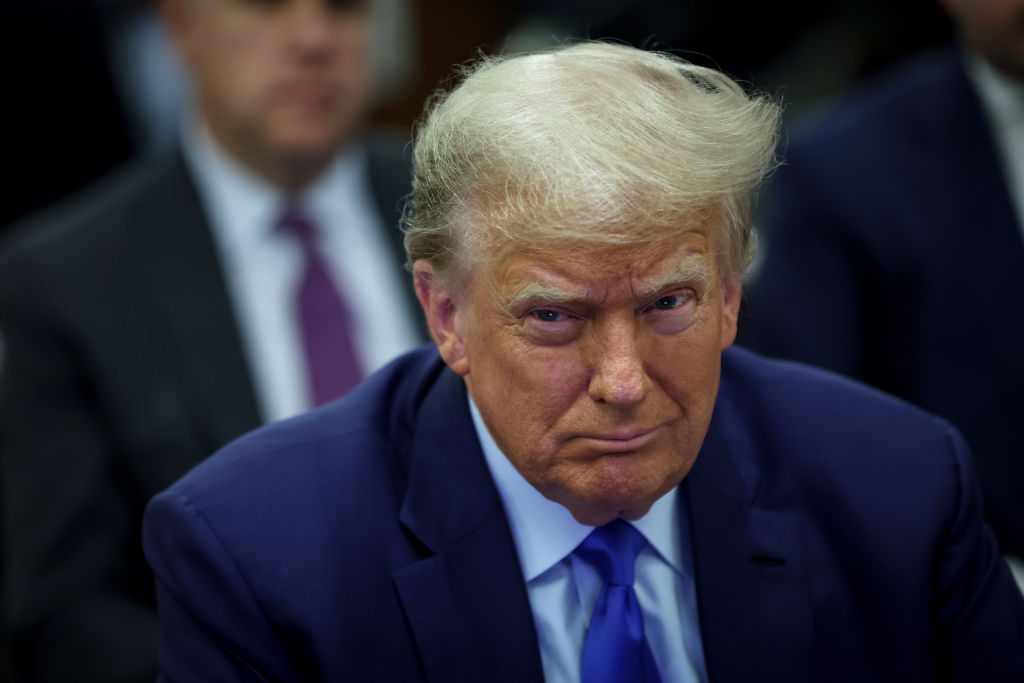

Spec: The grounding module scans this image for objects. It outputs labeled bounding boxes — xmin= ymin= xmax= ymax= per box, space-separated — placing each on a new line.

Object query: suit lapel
xmin=685 ymin=367 xmax=814 ymax=682
xmin=365 ymin=135 xmax=428 ymax=341
xmin=933 ymin=56 xmax=1024 ymax=381
xmin=132 ymin=150 xmax=261 ymax=450
xmin=393 ymin=353 xmax=820 ymax=682
xmin=395 ymin=368 xmax=544 ymax=683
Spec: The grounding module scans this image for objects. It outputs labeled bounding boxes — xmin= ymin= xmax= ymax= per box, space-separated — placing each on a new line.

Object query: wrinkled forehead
xmin=452 ymin=191 xmax=721 ymax=262
xmin=470 ymin=228 xmax=721 ymax=302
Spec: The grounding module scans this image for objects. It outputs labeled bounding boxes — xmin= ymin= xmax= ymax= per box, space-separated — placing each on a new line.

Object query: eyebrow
xmin=503 ymin=282 xmax=586 ymax=314
xmin=635 ymin=255 xmax=714 ymax=299
xmin=503 ymin=253 xmax=715 ymax=311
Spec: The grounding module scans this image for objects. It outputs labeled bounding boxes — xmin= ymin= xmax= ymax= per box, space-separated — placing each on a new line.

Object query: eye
xmin=531 ymin=309 xmax=568 ymax=323
xmin=520 ymin=307 xmax=582 ymax=345
xmin=652 ymin=295 xmax=685 ymax=311
xmin=644 ymin=292 xmax=693 ymax=313
xmin=640 ymin=289 xmax=699 ymax=334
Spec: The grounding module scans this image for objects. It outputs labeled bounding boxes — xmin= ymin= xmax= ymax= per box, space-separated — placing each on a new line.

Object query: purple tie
xmin=276 ymin=206 xmax=362 ymax=405
xmin=576 ymin=518 xmax=662 ymax=683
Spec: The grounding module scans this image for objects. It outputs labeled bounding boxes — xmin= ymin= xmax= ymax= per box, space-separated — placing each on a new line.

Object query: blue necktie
xmin=576 ymin=518 xmax=662 ymax=683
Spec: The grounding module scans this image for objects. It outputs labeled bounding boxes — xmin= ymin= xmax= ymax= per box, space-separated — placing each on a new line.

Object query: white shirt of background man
xmin=184 ymin=120 xmax=421 ymax=422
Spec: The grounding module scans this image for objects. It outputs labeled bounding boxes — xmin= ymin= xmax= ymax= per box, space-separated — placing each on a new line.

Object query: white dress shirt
xmin=967 ymin=53 xmax=1024 ymax=241
xmin=182 ymin=121 xmax=421 ymax=422
xmin=469 ymin=397 xmax=708 ymax=683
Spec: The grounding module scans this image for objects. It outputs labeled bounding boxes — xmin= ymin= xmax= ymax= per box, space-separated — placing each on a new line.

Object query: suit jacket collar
xmin=921 ymin=49 xmax=1024 ymax=386
xmin=684 ymin=357 xmax=814 ymax=682
xmin=396 ymin=367 xmax=545 ymax=682
xmin=395 ymin=353 xmax=819 ymax=682
xmin=365 ymin=135 xmax=429 ymax=341
xmin=133 ymin=149 xmax=262 ymax=450
xmin=128 ymin=139 xmax=419 ymax=454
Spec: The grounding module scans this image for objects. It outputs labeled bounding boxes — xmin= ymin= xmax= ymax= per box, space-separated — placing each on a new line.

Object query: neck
xmin=199 ymin=118 xmax=340 ymax=192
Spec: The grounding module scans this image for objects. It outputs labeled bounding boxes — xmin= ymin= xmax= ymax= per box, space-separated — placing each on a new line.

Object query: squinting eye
xmin=531 ymin=309 xmax=567 ymax=322
xmin=652 ymin=295 xmax=686 ymax=311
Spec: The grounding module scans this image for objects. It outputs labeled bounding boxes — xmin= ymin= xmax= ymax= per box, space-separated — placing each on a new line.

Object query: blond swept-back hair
xmin=403 ymin=41 xmax=780 ymax=286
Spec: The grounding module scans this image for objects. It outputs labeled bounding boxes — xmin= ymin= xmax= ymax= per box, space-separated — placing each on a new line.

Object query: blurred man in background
xmin=0 ymin=0 xmax=421 ymax=680
xmin=742 ymin=0 xmax=1024 ymax=571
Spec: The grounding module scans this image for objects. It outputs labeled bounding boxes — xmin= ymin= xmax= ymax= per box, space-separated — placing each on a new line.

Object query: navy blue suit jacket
xmin=741 ymin=47 xmax=1024 ymax=558
xmin=143 ymin=344 xmax=1024 ymax=682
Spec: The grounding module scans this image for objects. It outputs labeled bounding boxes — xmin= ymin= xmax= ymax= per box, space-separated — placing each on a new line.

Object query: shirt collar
xmin=469 ymin=394 xmax=689 ymax=583
xmin=966 ymin=51 xmax=1024 ymax=132
xmin=180 ymin=115 xmax=368 ymax=267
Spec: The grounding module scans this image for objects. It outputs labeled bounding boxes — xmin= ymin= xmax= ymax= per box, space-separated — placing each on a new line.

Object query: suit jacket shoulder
xmin=145 ymin=345 xmax=1024 ymax=682
xmin=144 ymin=345 xmax=544 ymax=682
xmin=365 ymin=130 xmax=413 ymax=228
xmin=786 ymin=47 xmax=976 ymax=158
xmin=741 ymin=44 xmax=1024 ymax=558
xmin=0 ymin=149 xmax=260 ymax=682
xmin=688 ymin=347 xmax=1024 ymax=682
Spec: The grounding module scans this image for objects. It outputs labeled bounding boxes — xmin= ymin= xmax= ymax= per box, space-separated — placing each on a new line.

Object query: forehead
xmin=478 ymin=230 xmax=718 ymax=303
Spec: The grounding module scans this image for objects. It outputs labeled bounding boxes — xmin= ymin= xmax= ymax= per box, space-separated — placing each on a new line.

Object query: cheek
xmin=654 ymin=318 xmax=722 ymax=367
xmin=195 ymin=33 xmax=261 ymax=102
xmin=495 ymin=347 xmax=587 ymax=421
xmin=472 ymin=345 xmax=587 ymax=450
xmin=336 ymin=23 xmax=371 ymax=62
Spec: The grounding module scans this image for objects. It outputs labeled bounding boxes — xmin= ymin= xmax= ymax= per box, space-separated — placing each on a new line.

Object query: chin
xmin=563 ymin=496 xmax=658 ymax=527
xmin=560 ymin=479 xmax=666 ymax=525
xmin=272 ymin=131 xmax=342 ymax=158
xmin=267 ymin=137 xmax=342 ymax=179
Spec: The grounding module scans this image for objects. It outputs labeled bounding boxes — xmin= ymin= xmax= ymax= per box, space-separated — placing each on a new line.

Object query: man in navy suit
xmin=144 ymin=42 xmax=1024 ymax=681
xmin=740 ymin=0 xmax=1024 ymax=562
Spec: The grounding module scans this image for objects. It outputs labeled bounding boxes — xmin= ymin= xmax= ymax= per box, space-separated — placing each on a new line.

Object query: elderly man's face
xmin=165 ymin=0 xmax=371 ymax=187
xmin=415 ymin=223 xmax=740 ymax=526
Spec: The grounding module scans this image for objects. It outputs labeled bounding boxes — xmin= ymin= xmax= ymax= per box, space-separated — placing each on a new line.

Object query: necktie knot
xmin=576 ymin=518 xmax=647 ymax=586
xmin=276 ymin=206 xmax=317 ymax=247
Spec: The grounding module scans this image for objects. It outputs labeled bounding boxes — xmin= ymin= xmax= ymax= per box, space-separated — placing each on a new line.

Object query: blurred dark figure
xmin=0 ymin=0 xmax=422 ymax=680
xmin=509 ymin=0 xmax=952 ymax=115
xmin=0 ymin=0 xmax=137 ymax=232
xmin=742 ymin=0 xmax=1024 ymax=562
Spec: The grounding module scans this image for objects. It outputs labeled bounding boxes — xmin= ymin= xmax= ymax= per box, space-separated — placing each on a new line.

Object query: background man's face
xmin=419 ymin=225 xmax=741 ymax=526
xmin=941 ymin=0 xmax=1024 ymax=78
xmin=167 ymin=0 xmax=372 ymax=185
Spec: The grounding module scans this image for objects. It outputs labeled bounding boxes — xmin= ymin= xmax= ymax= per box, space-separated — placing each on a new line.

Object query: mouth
xmin=576 ymin=426 xmax=662 ymax=453
xmin=281 ymin=81 xmax=337 ymax=108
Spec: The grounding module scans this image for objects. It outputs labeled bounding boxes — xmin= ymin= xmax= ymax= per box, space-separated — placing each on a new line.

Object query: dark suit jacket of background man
xmin=143 ymin=344 xmax=1024 ymax=682
xmin=741 ymin=46 xmax=1024 ymax=559
xmin=0 ymin=137 xmax=415 ymax=683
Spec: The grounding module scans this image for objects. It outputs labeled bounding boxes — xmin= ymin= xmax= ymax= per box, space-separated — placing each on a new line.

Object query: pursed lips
xmin=575 ymin=425 xmax=663 ymax=452
xmin=278 ymin=80 xmax=338 ymax=107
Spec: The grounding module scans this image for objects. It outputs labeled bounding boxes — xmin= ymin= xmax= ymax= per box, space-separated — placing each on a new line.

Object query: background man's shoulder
xmin=784 ymin=46 xmax=969 ymax=163
xmin=0 ymin=153 xmax=193 ymax=288
xmin=150 ymin=344 xmax=447 ymax=520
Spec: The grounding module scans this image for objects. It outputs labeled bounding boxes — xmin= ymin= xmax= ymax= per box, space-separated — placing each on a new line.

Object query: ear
xmin=719 ymin=275 xmax=742 ymax=351
xmin=413 ymin=260 xmax=470 ymax=376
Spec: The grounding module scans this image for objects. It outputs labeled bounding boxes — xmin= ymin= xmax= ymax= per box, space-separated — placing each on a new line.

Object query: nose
xmin=586 ymin=318 xmax=650 ymax=406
